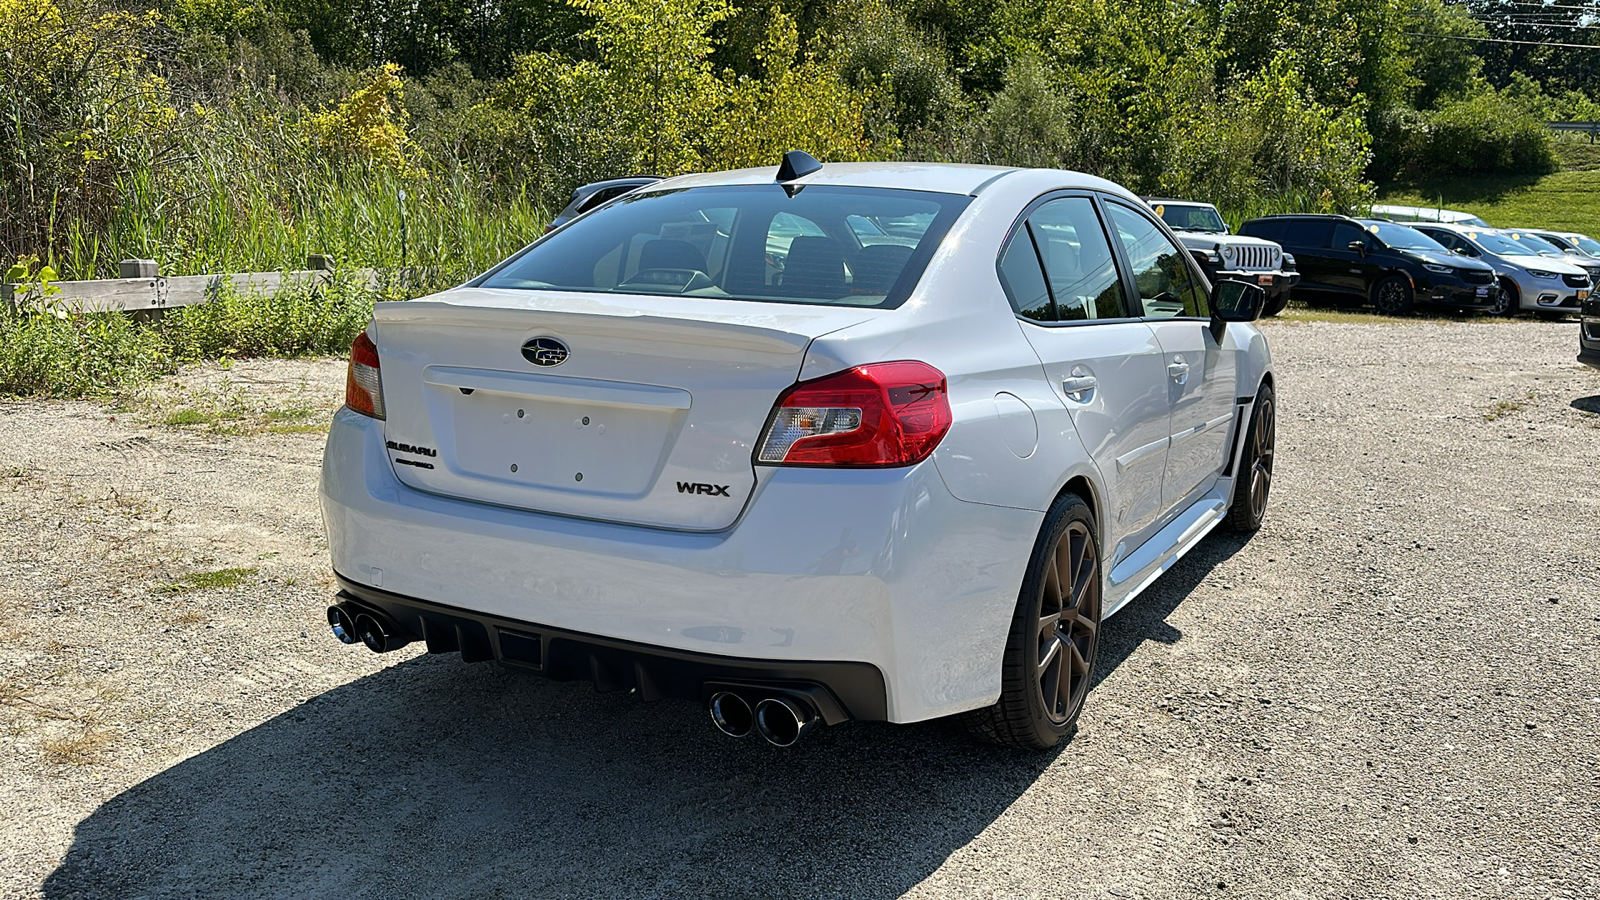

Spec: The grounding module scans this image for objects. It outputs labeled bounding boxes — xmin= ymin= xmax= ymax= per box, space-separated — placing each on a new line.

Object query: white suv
xmin=321 ymin=154 xmax=1277 ymax=750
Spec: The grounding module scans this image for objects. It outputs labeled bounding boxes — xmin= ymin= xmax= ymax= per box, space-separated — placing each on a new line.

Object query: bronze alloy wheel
xmin=964 ymin=493 xmax=1103 ymax=749
xmin=1247 ymin=393 xmax=1275 ymax=522
xmin=1226 ymin=382 xmax=1276 ymax=532
xmin=1037 ymin=520 xmax=1101 ymax=724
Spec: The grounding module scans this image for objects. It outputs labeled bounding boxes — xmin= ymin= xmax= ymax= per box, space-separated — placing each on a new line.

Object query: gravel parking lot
xmin=1 ymin=315 xmax=1596 ymax=899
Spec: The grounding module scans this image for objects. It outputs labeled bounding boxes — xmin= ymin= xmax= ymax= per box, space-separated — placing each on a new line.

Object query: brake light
xmin=344 ymin=330 xmax=386 ymax=419
xmin=757 ymin=361 xmax=951 ymax=467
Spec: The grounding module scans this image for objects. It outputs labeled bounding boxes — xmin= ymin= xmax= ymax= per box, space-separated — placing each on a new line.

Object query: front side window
xmin=1331 ymin=222 xmax=1369 ymax=251
xmin=479 ymin=185 xmax=969 ymax=308
xmin=1105 ymin=201 xmax=1207 ymax=319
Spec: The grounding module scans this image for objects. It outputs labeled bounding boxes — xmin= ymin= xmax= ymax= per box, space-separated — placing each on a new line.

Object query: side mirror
xmin=1210 ymin=279 xmax=1267 ymax=339
xmin=1347 ymin=240 xmax=1367 ymax=256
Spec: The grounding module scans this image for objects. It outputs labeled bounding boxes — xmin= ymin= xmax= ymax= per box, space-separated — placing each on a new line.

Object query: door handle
xmin=1061 ymin=375 xmax=1098 ymax=401
xmin=1167 ymin=360 xmax=1190 ymax=384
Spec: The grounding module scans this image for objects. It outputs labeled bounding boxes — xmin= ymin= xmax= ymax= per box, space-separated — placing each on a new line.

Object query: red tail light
xmin=757 ymin=361 xmax=952 ymax=467
xmin=344 ymin=330 xmax=386 ymax=419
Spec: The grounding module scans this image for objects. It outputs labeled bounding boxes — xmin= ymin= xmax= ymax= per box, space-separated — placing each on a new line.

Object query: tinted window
xmin=1331 ymin=222 xmax=1368 ymax=250
xmin=1281 ymin=219 xmax=1335 ymax=248
xmin=1030 ymin=198 xmax=1127 ymax=320
xmin=1105 ymin=201 xmax=1207 ymax=319
xmin=1241 ymin=219 xmax=1286 ymax=241
xmin=999 ymin=229 xmax=1052 ymax=322
xmin=480 ymin=185 xmax=969 ymax=308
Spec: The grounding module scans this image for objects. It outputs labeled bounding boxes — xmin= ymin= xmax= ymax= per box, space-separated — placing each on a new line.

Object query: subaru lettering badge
xmin=521 ymin=336 xmax=569 ymax=367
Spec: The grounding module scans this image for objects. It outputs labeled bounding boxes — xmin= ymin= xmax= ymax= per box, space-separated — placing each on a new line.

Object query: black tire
xmin=1491 ymin=278 xmax=1519 ymax=318
xmin=963 ymin=493 xmax=1103 ymax=750
xmin=1372 ymin=275 xmax=1413 ymax=316
xmin=1261 ymin=290 xmax=1290 ymax=317
xmin=1226 ymin=383 xmax=1275 ymax=532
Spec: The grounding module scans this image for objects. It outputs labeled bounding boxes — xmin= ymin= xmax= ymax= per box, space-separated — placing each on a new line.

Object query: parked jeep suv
xmin=1147 ymin=199 xmax=1298 ymax=316
xmin=1239 ymin=215 xmax=1499 ymax=315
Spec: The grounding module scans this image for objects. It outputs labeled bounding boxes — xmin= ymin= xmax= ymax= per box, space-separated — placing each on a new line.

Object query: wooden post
xmin=119 ymin=259 xmax=157 ymax=279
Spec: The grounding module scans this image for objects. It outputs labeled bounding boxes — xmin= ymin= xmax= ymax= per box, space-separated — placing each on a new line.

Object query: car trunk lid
xmin=371 ymin=287 xmax=873 ymax=531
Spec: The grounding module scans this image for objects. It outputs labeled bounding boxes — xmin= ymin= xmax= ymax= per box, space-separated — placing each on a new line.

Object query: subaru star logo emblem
xmin=521 ymin=336 xmax=569 ymax=367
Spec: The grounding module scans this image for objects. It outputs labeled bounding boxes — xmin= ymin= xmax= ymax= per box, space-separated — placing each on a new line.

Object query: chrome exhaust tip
xmin=327 ymin=605 xmax=359 ymax=645
xmin=353 ymin=612 xmax=408 ymax=653
xmin=755 ymin=696 xmax=815 ymax=747
xmin=709 ymin=691 xmax=754 ymax=738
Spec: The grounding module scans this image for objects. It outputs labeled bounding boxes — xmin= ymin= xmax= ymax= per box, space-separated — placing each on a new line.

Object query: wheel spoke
xmin=1068 ymin=638 xmax=1089 ymax=675
xmin=1037 ymin=636 xmax=1060 ymax=675
xmin=1039 ymin=609 xmax=1061 ymax=639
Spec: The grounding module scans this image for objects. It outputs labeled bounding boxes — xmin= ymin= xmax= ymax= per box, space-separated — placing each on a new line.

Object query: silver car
xmin=319 ymin=153 xmax=1278 ymax=750
xmin=1413 ymin=223 xmax=1592 ymax=318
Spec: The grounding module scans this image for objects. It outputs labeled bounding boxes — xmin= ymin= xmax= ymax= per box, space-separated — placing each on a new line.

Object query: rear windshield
xmin=478 ymin=185 xmax=970 ymax=308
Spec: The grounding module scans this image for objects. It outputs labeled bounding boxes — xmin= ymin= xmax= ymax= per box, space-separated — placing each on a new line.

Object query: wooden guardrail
xmin=2 ymin=257 xmax=387 ymax=314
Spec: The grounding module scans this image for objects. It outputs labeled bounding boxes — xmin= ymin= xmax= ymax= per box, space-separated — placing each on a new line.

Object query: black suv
xmin=1239 ymin=214 xmax=1499 ymax=315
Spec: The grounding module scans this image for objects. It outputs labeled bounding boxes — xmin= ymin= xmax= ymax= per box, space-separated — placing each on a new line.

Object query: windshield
xmin=1155 ymin=203 xmax=1226 ymax=233
xmin=1574 ymin=235 xmax=1600 ymax=256
xmin=1362 ymin=221 xmax=1448 ymax=252
xmin=1507 ymin=232 xmax=1564 ymax=256
xmin=478 ymin=185 xmax=969 ymax=308
xmin=1469 ymin=231 xmax=1537 ymax=257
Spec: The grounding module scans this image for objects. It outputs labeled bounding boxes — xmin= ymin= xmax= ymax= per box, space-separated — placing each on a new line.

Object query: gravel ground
xmin=1 ymin=317 xmax=1596 ymax=899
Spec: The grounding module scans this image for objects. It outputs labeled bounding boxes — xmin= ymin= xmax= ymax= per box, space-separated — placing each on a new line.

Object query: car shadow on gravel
xmin=43 ymin=533 xmax=1254 ymax=900
xmin=1092 ymin=530 xmax=1253 ymax=692
xmin=1572 ymin=395 xmax=1600 ymax=414
xmin=43 ymin=659 xmax=1057 ymax=898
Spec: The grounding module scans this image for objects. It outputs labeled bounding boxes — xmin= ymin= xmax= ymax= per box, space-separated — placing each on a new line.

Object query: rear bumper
xmin=334 ymin=576 xmax=888 ymax=722
xmin=319 ymin=408 xmax=1041 ymax=723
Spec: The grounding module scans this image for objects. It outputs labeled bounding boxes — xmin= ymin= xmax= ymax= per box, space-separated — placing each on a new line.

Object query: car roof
xmin=1142 ymin=197 xmax=1213 ymax=206
xmin=1244 ymin=213 xmax=1351 ymax=221
xmin=640 ymin=162 xmax=1128 ymax=198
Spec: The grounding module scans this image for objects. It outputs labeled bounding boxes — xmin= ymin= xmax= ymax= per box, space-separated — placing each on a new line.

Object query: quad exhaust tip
xmin=754 ymin=696 xmax=815 ymax=747
xmin=328 ymin=603 xmax=410 ymax=654
xmin=709 ymin=691 xmax=754 ymax=738
xmin=327 ymin=605 xmax=359 ymax=645
xmin=354 ymin=612 xmax=406 ymax=653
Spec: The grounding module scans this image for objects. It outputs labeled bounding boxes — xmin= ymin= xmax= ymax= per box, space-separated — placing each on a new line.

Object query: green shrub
xmin=1387 ymin=85 xmax=1559 ymax=180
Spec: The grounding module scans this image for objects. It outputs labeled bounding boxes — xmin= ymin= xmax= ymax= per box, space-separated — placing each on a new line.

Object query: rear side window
xmin=1241 ymin=220 xmax=1285 ymax=242
xmin=1282 ymin=219 xmax=1335 ymax=248
xmin=997 ymin=196 xmax=1128 ymax=322
xmin=480 ymin=185 xmax=969 ymax=308
xmin=1105 ymin=201 xmax=1208 ymax=319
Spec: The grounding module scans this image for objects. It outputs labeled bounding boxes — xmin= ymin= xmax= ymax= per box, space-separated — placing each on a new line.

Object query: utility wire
xmin=1405 ymin=30 xmax=1600 ymax=47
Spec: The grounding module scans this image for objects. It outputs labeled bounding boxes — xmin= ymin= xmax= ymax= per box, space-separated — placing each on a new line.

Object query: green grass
xmin=160 ymin=567 xmax=257 ymax=594
xmin=1376 ymin=136 xmax=1600 ymax=233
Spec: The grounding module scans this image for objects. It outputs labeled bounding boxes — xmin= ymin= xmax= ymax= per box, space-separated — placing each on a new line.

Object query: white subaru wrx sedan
xmin=321 ymin=153 xmax=1277 ymax=750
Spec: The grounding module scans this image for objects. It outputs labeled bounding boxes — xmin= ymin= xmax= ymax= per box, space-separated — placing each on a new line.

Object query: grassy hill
xmin=1376 ymin=136 xmax=1600 ymax=233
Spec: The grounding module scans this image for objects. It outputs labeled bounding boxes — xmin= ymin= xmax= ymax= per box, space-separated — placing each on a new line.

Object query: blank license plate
xmin=1257 ymin=274 xmax=1273 ymax=285
xmin=1476 ymin=286 xmax=1490 ymax=297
